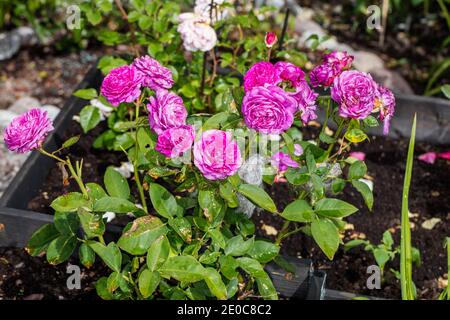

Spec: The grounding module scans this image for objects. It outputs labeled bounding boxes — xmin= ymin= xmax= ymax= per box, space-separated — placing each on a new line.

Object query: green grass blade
xmin=400 ymin=114 xmax=416 ymax=300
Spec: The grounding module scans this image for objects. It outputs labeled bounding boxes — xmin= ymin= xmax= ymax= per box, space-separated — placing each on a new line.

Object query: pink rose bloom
xmin=100 ymin=65 xmax=142 ymax=106
xmin=289 ymin=81 xmax=318 ymax=124
xmin=331 ymin=70 xmax=378 ymax=120
xmin=193 ymin=129 xmax=242 ymax=180
xmin=155 ymin=125 xmax=195 ymax=158
xmin=265 ymin=32 xmax=278 ymax=48
xmin=274 ymin=61 xmax=306 ymax=87
xmin=133 ymin=55 xmax=174 ymax=91
xmin=147 ymin=90 xmax=188 ymax=135
xmin=418 ymin=152 xmax=437 ymax=164
xmin=294 ymin=144 xmax=304 ymax=156
xmin=349 ymin=151 xmax=366 ymax=161
xmin=3 ymin=108 xmax=54 ymax=153
xmin=324 ymin=51 xmax=354 ymax=71
xmin=243 ymin=62 xmax=280 ymax=92
xmin=242 ymin=84 xmax=297 ymax=134
xmin=375 ymin=86 xmax=395 ymax=135
xmin=310 ymin=64 xmax=336 ymax=88
xmin=271 ymin=152 xmax=299 ymax=172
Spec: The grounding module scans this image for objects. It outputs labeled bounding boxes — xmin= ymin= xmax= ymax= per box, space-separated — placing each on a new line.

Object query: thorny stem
xmin=277 ymin=8 xmax=290 ymax=52
xmin=133 ymin=101 xmax=148 ymax=213
xmin=326 ymin=119 xmax=346 ymax=157
xmin=114 ymin=0 xmax=140 ymax=57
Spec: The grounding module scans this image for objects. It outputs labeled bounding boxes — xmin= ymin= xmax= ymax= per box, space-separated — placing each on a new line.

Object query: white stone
xmin=102 ymin=212 xmax=116 ymax=223
xmin=113 ymin=162 xmax=134 ymax=179
xmin=0 ymin=109 xmax=18 ymax=131
xmin=352 ymin=51 xmax=385 ymax=73
xmin=41 ymin=105 xmax=60 ymax=121
xmin=8 ymin=96 xmax=40 ymax=114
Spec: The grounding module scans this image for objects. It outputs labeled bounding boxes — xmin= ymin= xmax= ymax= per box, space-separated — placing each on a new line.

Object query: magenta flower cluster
xmin=3 ymin=108 xmax=54 ymax=153
xmin=242 ymin=61 xmax=318 ymax=133
xmin=100 ymin=55 xmax=174 ymax=107
xmin=310 ymin=51 xmax=353 ymax=88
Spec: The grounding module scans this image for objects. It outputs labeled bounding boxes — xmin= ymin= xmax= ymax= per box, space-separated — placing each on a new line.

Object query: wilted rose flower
xmin=349 ymin=151 xmax=366 ymax=161
xmin=133 ymin=55 xmax=174 ymax=91
xmin=147 ymin=90 xmax=187 ymax=135
xmin=271 ymin=152 xmax=299 ymax=172
xmin=100 ymin=65 xmax=142 ymax=106
xmin=265 ymin=32 xmax=278 ymax=48
xmin=193 ymin=129 xmax=242 ymax=180
xmin=242 ymin=84 xmax=297 ymax=134
xmin=274 ymin=61 xmax=305 ymax=87
xmin=310 ymin=64 xmax=336 ymax=88
xmin=375 ymin=86 xmax=395 ymax=135
xmin=418 ymin=152 xmax=437 ymax=164
xmin=3 ymin=108 xmax=54 ymax=153
xmin=331 ymin=70 xmax=378 ymax=120
xmin=324 ymin=51 xmax=354 ymax=71
xmin=177 ymin=13 xmax=217 ymax=52
xmin=294 ymin=144 xmax=304 ymax=156
xmin=155 ymin=125 xmax=195 ymax=158
xmin=289 ymin=81 xmax=318 ymax=124
xmin=243 ymin=61 xmax=280 ymax=92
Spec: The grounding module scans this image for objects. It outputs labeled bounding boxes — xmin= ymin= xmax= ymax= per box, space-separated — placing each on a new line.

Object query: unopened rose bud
xmin=265 ymin=32 xmax=277 ymax=48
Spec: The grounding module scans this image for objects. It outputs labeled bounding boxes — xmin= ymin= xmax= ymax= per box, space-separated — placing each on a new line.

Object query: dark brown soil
xmin=255 ymin=133 xmax=449 ymax=300
xmin=0 ymin=247 xmax=106 ymax=300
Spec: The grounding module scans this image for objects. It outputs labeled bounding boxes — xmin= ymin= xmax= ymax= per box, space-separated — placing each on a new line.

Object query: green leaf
xmin=226 ymin=278 xmax=239 ymax=299
xmin=281 ymin=199 xmax=315 ymax=222
xmin=224 ymin=235 xmax=254 ymax=256
xmin=104 ymin=167 xmax=130 ymax=199
xmin=73 ymin=88 xmax=97 ymax=100
xmin=311 ymin=174 xmax=324 ymax=199
xmin=138 ymin=15 xmax=152 ymax=30
xmin=46 ymin=235 xmax=77 ymax=265
xmin=117 ymin=216 xmax=167 ymax=255
xmin=54 ymin=211 xmax=79 ymax=235
xmin=237 ymin=184 xmax=277 ymax=213
xmin=204 ymin=268 xmax=227 ymax=300
xmin=348 ymin=161 xmax=367 ymax=180
xmin=26 ymin=224 xmax=60 ymax=256
xmin=86 ymin=9 xmax=102 ymax=25
xmin=147 ymin=236 xmax=170 ymax=272
xmin=236 ymin=257 xmax=265 ymax=277
xmin=351 ymin=180 xmax=374 ymax=210
xmin=311 ymin=218 xmax=340 ymax=260
xmin=96 ymin=277 xmax=114 ymax=300
xmin=87 ymin=241 xmax=122 ymax=273
xmin=149 ymin=183 xmax=183 ymax=219
xmin=93 ymin=196 xmax=138 ymax=213
xmin=331 ymin=178 xmax=346 ymax=194
xmin=345 ymin=128 xmax=368 ymax=143
xmin=106 ymin=271 xmax=121 ymax=293
xmin=77 ymin=208 xmax=105 ymax=239
xmin=168 ymin=217 xmax=192 ymax=243
xmin=79 ymin=243 xmax=95 ymax=268
xmin=62 ymin=136 xmax=80 ymax=149
xmin=219 ymin=255 xmax=239 ymax=280
xmin=138 ymin=269 xmax=161 ymax=298
xmin=80 ymin=105 xmax=101 ymax=133
xmin=219 ymin=182 xmax=239 ymax=208
xmin=441 ymin=84 xmax=450 ymax=99
xmin=400 ymin=114 xmax=416 ymax=300
xmin=382 ymin=230 xmax=394 ymax=249
xmin=86 ymin=183 xmax=108 ymax=201
xmin=97 ymin=56 xmax=127 ymax=74
xmin=51 ymin=192 xmax=90 ymax=212
xmin=256 ymin=273 xmax=278 ymax=300
xmin=248 ymin=241 xmax=279 ymax=263
xmin=198 ymin=189 xmax=224 ymax=221
xmin=344 ymin=239 xmax=368 ymax=252
xmin=306 ymin=149 xmax=316 ymax=173
xmin=159 ymin=256 xmax=205 ymax=282
xmin=363 ymin=115 xmax=379 ymax=127
xmin=315 ymin=198 xmax=358 ymax=218
xmin=374 ymin=248 xmax=390 ymax=270
xmin=319 ymin=132 xmax=336 ymax=144
xmin=208 ymin=228 xmax=226 ymax=249
xmin=285 ymin=169 xmax=309 ymax=185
